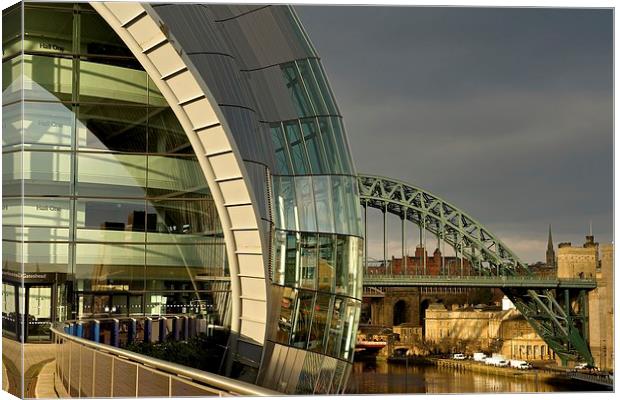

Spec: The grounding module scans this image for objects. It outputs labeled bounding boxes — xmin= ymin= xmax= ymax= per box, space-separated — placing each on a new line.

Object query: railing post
xmin=92 ymin=320 xmax=100 ymax=343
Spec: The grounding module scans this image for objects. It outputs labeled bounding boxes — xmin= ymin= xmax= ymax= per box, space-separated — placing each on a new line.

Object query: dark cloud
xmin=296 ymin=6 xmax=613 ymax=262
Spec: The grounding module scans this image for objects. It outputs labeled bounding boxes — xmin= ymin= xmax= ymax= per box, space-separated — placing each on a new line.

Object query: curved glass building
xmin=2 ymin=2 xmax=362 ymax=394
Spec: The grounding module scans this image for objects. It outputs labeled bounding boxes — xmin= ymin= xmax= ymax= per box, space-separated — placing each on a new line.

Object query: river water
xmin=346 ymin=360 xmax=607 ymax=394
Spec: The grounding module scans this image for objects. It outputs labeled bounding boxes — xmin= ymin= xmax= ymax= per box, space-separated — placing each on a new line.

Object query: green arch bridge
xmin=357 ymin=174 xmax=595 ymax=366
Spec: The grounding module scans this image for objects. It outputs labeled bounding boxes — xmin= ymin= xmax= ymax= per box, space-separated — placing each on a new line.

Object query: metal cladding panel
xmin=150 ymin=4 xmax=232 ymax=54
xmin=209 ymin=5 xmax=269 ymax=21
xmin=188 ymin=54 xmax=253 ymax=109
xmin=219 ymin=106 xmax=275 ymax=169
xmin=215 ymin=7 xmax=315 ymax=70
xmin=242 ymin=67 xmax=299 ymax=122
xmin=243 ymin=161 xmax=270 ymax=222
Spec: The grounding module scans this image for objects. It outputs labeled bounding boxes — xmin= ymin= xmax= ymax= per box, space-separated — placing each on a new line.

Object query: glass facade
xmin=259 ymin=9 xmax=364 ymax=394
xmin=2 ymin=3 xmax=229 ymax=342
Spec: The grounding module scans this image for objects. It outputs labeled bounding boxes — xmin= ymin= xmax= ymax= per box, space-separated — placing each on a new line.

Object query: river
xmin=346 ymin=360 xmax=608 ymax=394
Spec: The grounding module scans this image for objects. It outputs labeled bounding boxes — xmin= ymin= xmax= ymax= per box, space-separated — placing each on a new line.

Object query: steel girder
xmin=357 ymin=174 xmax=594 ymax=365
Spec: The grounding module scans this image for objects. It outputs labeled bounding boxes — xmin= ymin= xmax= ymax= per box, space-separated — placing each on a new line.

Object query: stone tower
xmin=546 ymin=225 xmax=556 ymax=268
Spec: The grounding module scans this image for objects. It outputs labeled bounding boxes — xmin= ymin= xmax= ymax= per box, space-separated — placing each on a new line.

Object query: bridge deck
xmin=362 ymin=274 xmax=596 ymax=289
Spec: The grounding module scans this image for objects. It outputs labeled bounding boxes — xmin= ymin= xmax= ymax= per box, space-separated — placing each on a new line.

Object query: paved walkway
xmin=2 ymin=337 xmax=57 ymax=398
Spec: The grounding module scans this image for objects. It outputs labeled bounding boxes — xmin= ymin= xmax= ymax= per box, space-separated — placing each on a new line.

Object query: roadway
xmin=362 ymin=274 xmax=597 ymax=289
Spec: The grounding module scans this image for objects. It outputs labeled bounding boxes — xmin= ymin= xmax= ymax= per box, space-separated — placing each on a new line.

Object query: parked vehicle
xmin=509 ymin=360 xmax=532 ymax=370
xmin=452 ymin=353 xmax=466 ymax=360
xmin=484 ymin=357 xmax=508 ymax=367
xmin=473 ymin=352 xmax=487 ymax=362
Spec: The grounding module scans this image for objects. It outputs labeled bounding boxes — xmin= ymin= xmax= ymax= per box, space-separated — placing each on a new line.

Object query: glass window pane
xmin=281 ymin=63 xmax=312 ymax=117
xmin=318 ymin=234 xmax=336 ymax=293
xmin=300 ymin=118 xmax=326 ymax=174
xmin=313 ymin=176 xmax=334 ymax=233
xmin=145 ymin=199 xmax=222 ymax=243
xmin=299 ymin=233 xmax=317 ymax=290
xmin=79 ymin=12 xmax=135 ymax=59
xmin=274 ymin=176 xmax=297 ymax=231
xmin=295 ymin=176 xmax=316 ymax=232
xmin=3 ymin=5 xmax=22 ymax=60
xmin=283 ymin=232 xmax=299 ymax=287
xmin=23 ymin=150 xmax=72 ymax=196
xmin=145 ymin=244 xmax=226 ymax=291
xmin=23 ymin=54 xmax=73 ymax=101
xmin=78 ymin=58 xmax=147 ymax=105
xmin=284 ymin=121 xmax=309 ymax=175
xmin=275 ymin=286 xmax=297 ymax=344
xmin=273 ymin=230 xmax=287 ymax=285
xmin=326 ymin=296 xmax=345 ymax=358
xmin=297 ymin=59 xmax=327 ymax=116
xmin=76 ymin=152 xmax=146 ymax=197
xmin=4 ymin=198 xmax=71 ymax=242
xmin=146 ymin=155 xmax=210 ymax=197
xmin=148 ymin=108 xmax=190 ymax=153
xmin=331 ymin=176 xmax=350 ymax=234
xmin=335 ymin=235 xmax=349 ymax=296
xmin=270 ymin=125 xmax=293 ymax=175
xmin=75 ymin=243 xmax=145 ymax=292
xmin=291 ymin=290 xmax=315 ymax=349
xmin=24 ymin=5 xmax=73 ymax=56
xmin=309 ymin=59 xmax=339 ymax=115
xmin=317 ymin=117 xmax=342 ymax=174
xmin=22 ymin=242 xmax=69 ymax=274
xmin=308 ymin=293 xmax=331 ymax=353
xmin=329 ymin=117 xmax=354 ymax=175
xmin=2 ymin=102 xmax=21 ymax=149
xmin=2 ymin=149 xmax=22 ymax=197
xmin=3 ymin=56 xmax=22 ymax=104
xmin=75 ymin=199 xmax=146 ymax=242
xmin=22 ymin=102 xmax=74 ymax=150
xmin=77 ymin=104 xmax=147 ymax=152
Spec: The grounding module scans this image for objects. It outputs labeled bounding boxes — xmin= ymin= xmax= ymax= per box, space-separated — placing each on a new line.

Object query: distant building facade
xmin=425 ymin=304 xmax=555 ymax=361
xmin=366 ymin=246 xmax=473 ymax=276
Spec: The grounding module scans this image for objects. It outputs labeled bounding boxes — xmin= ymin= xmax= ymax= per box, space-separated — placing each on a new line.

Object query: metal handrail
xmin=51 ymin=325 xmax=281 ymax=396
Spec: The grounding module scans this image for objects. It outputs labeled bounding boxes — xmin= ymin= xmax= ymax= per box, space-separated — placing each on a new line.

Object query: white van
xmin=473 ymin=352 xmax=487 ymax=362
xmin=452 ymin=353 xmax=466 ymax=360
xmin=509 ymin=360 xmax=532 ymax=370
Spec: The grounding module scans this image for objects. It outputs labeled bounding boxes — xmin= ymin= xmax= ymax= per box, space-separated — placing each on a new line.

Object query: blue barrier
xmin=76 ymin=322 xmax=83 ymax=338
xmin=183 ymin=316 xmax=189 ymax=340
xmin=111 ymin=319 xmax=120 ymax=347
xmin=144 ymin=317 xmax=152 ymax=343
xmin=159 ymin=317 xmax=167 ymax=342
xmin=92 ymin=320 xmax=100 ymax=343
xmin=128 ymin=318 xmax=137 ymax=343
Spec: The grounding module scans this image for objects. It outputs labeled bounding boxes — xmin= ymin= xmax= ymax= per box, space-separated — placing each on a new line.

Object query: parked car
xmin=452 ymin=353 xmax=466 ymax=360
xmin=473 ymin=352 xmax=487 ymax=362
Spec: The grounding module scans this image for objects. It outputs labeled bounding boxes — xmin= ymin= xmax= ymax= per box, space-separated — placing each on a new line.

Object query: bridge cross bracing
xmin=357 ymin=174 xmax=595 ymax=366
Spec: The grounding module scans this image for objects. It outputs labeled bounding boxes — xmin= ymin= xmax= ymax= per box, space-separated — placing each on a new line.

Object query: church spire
xmin=546 ymin=225 xmax=555 ymax=268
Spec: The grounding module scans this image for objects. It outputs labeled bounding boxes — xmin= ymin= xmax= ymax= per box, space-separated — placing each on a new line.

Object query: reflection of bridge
xmin=358 ymin=174 xmax=596 ymax=366
xmin=363 ymin=274 xmax=597 ymax=289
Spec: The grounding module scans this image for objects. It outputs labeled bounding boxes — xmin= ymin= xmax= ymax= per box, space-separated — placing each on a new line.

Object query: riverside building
xmin=2 ymin=2 xmax=363 ymax=394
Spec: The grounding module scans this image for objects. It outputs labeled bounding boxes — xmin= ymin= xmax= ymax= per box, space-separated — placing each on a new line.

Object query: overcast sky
xmin=296 ymin=6 xmax=613 ymax=263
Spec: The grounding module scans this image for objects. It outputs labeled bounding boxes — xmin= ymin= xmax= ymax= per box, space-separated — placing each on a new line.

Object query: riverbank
xmin=427 ymin=357 xmax=557 ymax=382
xmin=347 ymin=358 xmax=608 ymax=394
